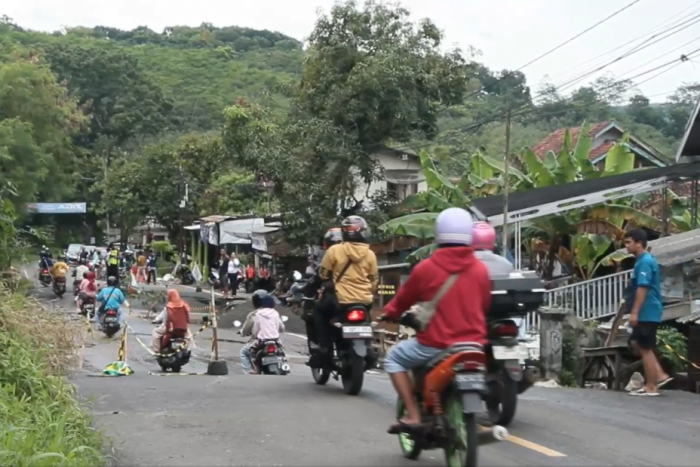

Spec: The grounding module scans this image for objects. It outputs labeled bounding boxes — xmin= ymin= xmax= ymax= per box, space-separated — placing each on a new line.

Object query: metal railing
xmin=524 ymin=269 xmax=631 ymax=333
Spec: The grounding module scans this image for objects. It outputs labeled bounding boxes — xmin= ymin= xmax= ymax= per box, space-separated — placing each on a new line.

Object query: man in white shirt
xmin=227 ymin=253 xmax=241 ymax=298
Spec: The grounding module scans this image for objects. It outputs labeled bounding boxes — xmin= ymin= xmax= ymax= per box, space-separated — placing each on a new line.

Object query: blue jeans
xmin=384 ymin=338 xmax=443 ymax=374
xmin=240 ymin=342 xmax=254 ymax=374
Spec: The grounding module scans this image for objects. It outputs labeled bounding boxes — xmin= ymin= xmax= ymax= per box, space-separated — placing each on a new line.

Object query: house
xmin=354 ymin=146 xmax=427 ymax=205
xmin=531 ymin=121 xmax=671 ymax=169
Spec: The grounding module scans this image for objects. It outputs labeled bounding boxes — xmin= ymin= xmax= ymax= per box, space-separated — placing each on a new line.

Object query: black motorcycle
xmin=157 ymin=329 xmax=191 ymax=373
xmin=101 ymin=309 xmax=121 ymax=338
xmin=176 ymin=264 xmax=195 ymax=285
xmin=483 ymin=271 xmax=544 ymax=426
xmin=309 ymin=304 xmax=377 ymax=396
xmin=253 ymin=339 xmax=290 ymax=375
xmin=52 ymin=276 xmax=66 ymax=298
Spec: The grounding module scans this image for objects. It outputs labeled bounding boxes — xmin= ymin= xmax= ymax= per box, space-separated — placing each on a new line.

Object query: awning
xmin=184 ymin=224 xmax=200 ymax=231
xmin=614 ymin=228 xmax=700 ymax=266
xmin=676 ymin=94 xmax=700 ymax=163
xmin=471 ymin=163 xmax=700 ymax=226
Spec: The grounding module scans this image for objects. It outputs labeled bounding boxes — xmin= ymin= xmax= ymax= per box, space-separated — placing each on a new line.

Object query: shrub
xmin=0 ymin=287 xmax=108 ymax=466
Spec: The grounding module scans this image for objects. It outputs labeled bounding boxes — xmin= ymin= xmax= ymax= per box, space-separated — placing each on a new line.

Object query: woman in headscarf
xmin=151 ymin=289 xmax=195 ymax=352
xmin=77 ymin=270 xmax=98 ymax=312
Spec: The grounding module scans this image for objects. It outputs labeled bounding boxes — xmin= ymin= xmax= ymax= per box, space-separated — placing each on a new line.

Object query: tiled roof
xmin=588 ymin=141 xmax=616 ymax=160
xmin=531 ymin=121 xmax=613 ymax=159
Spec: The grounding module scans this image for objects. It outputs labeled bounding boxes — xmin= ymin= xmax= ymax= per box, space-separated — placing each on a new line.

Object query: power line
xmin=515 ymin=0 xmax=643 ymax=72
xmin=550 ymin=1 xmax=700 ymax=81
xmin=552 ymin=13 xmax=700 ymax=93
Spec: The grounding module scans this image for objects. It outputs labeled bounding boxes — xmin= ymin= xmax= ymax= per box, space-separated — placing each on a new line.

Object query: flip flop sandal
xmin=629 ymin=390 xmax=659 ymax=397
xmin=657 ymin=377 xmax=674 ymax=388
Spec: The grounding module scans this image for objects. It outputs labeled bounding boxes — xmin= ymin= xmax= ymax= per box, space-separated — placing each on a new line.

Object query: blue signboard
xmin=26 ymin=203 xmax=87 ymax=214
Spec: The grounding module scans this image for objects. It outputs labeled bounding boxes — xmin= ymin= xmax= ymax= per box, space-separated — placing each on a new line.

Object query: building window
xmin=387 ymin=182 xmax=418 ymax=200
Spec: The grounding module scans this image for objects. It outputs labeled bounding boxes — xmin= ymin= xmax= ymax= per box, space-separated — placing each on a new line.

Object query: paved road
xmin=26 ymin=265 xmax=700 ymax=466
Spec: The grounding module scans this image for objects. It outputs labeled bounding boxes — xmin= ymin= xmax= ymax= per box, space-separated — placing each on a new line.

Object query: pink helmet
xmin=472 ymin=221 xmax=496 ymax=250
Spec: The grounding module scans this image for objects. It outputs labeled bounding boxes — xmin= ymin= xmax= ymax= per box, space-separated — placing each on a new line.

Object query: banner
xmin=26 ymin=203 xmax=87 ymax=214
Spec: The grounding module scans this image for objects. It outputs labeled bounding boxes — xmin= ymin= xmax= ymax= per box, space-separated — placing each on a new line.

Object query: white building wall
xmin=353 ymin=151 xmax=427 ymax=206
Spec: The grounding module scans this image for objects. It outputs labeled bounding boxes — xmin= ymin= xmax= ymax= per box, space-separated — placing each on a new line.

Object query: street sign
xmin=26 ymin=203 xmax=87 ymax=214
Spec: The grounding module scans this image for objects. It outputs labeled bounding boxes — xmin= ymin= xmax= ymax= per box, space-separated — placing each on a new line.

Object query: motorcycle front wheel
xmin=311 ymin=367 xmax=331 ymax=385
xmin=487 ymin=370 xmax=518 ymax=427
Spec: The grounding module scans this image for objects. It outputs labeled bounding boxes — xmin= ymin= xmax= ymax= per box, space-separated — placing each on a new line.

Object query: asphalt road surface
xmin=26 ymin=265 xmax=700 ymax=467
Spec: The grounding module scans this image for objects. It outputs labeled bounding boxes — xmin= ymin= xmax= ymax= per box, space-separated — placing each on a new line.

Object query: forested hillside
xmin=1 ymin=1 xmax=699 ymax=251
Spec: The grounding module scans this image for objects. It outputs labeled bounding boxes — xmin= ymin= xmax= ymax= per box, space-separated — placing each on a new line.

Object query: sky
xmin=4 ymin=0 xmax=700 ymax=102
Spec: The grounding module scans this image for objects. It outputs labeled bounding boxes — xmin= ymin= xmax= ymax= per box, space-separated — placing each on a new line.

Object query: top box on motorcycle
xmin=489 ymin=271 xmax=545 ymax=317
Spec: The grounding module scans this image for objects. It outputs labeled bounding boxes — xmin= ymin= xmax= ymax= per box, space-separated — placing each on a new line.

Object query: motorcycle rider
xmin=38 ymin=245 xmax=54 ymax=270
xmin=151 ymin=289 xmax=195 ymax=353
xmin=106 ymin=245 xmax=120 ymax=285
xmin=380 ymin=207 xmax=491 ymax=434
xmin=472 ymin=221 xmax=515 ymax=274
xmin=313 ymin=216 xmax=378 ymax=366
xmin=303 ymin=227 xmax=343 ymax=367
xmin=74 ymin=258 xmax=89 ymax=290
xmin=77 ymin=270 xmax=97 ymax=313
xmin=239 ymin=290 xmax=285 ymax=374
xmin=95 ymin=276 xmax=130 ymax=326
xmin=52 ymin=255 xmax=70 ymax=284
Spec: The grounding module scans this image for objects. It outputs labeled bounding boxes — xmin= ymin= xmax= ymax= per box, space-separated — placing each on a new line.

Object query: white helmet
xmin=292 ymin=270 xmax=302 ymax=281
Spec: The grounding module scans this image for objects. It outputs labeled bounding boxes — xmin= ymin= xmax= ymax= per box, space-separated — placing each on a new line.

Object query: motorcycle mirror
xmin=281 ymin=316 xmax=289 ymax=322
xmin=233 ymin=320 xmax=242 ymax=327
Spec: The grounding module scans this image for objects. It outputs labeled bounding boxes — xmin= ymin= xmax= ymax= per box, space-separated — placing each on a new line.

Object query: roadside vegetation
xmin=0 ymin=278 xmax=108 ymax=467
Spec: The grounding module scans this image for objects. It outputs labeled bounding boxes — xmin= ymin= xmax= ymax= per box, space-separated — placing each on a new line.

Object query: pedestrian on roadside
xmin=228 ymin=253 xmax=241 ymax=297
xmin=219 ymin=249 xmax=229 ymax=298
xmin=624 ymin=228 xmax=673 ymax=397
xmin=146 ymin=250 xmax=158 ymax=285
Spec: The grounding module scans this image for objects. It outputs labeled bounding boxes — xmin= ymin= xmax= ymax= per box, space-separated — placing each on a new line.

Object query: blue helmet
xmin=435 ymin=207 xmax=474 ymax=246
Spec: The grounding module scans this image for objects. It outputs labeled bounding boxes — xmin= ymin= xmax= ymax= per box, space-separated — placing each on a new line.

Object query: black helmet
xmin=251 ymin=289 xmax=268 ymax=309
xmin=107 ymin=276 xmax=118 ymax=286
xmin=58 ymin=255 xmax=66 ymax=261
xmin=323 ymin=227 xmax=343 ymax=250
xmin=340 ymin=215 xmax=369 ymax=243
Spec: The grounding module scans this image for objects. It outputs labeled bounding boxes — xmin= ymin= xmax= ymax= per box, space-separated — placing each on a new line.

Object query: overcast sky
xmin=5 ymin=0 xmax=700 ymax=102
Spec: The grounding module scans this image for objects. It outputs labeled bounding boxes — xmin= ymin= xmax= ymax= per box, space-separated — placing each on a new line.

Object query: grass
xmin=0 ymin=280 xmax=109 ymax=467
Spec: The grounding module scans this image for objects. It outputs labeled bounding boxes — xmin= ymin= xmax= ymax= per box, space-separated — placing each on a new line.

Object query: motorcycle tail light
xmin=106 ymin=310 xmax=117 ymax=316
xmin=266 ymin=344 xmax=276 ymax=354
xmin=496 ymin=322 xmax=519 ymax=337
xmin=42 ymin=269 xmax=49 ymax=274
xmin=347 ymin=309 xmax=366 ymax=322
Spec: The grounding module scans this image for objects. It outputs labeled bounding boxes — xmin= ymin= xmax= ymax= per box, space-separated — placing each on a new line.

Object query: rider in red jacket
xmin=382 ymin=207 xmax=491 ymax=433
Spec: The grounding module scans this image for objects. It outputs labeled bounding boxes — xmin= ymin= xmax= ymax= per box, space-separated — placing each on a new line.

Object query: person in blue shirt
xmin=624 ymin=228 xmax=671 ymax=397
xmin=95 ymin=276 xmax=131 ymax=326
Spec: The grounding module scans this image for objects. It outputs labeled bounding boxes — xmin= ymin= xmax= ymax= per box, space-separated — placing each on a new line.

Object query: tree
xmin=0 ymin=57 xmax=84 ymax=211
xmin=223 ymin=0 xmax=471 ymax=244
xmin=41 ymin=43 xmax=174 ymax=148
xmin=381 ymin=123 xmax=671 ymax=279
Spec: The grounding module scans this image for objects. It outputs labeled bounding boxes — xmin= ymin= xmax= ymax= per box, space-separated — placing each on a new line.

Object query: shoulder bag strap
xmin=335 ymin=260 xmax=354 ymax=283
xmin=428 ymin=274 xmax=459 ymax=308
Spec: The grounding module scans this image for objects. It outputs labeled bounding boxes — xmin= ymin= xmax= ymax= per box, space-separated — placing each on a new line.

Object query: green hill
xmin=2 ymin=23 xmax=303 ymax=129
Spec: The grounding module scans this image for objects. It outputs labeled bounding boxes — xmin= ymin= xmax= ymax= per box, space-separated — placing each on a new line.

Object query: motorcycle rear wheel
xmin=487 ymin=370 xmax=518 ymax=427
xmin=341 ymin=355 xmax=364 ymax=395
xmin=444 ymin=393 xmax=477 ymax=467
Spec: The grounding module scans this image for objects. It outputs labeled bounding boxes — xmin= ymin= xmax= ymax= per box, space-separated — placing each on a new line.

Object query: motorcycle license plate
xmin=455 ymin=373 xmax=486 ymax=391
xmin=262 ymin=356 xmax=283 ymax=365
xmin=104 ymin=317 xmax=117 ymax=323
xmin=492 ymin=345 xmax=529 ymax=361
xmin=342 ymin=326 xmax=373 ymax=339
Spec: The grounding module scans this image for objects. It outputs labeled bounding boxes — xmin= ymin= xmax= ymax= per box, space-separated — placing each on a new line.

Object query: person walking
xmin=228 ymin=253 xmax=241 ymax=297
xmin=219 ymin=249 xmax=230 ymax=297
xmin=624 ymin=228 xmax=672 ymax=397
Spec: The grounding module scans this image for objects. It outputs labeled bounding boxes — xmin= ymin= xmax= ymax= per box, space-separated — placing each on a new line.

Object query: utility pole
xmin=502 ymin=108 xmax=512 ymax=251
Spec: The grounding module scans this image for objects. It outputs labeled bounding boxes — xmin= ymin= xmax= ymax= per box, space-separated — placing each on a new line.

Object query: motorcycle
xmin=483 ymin=271 xmax=544 ymax=427
xmin=72 ymin=270 xmax=81 ymax=297
xmin=176 ymin=264 xmax=195 ymax=285
xmin=38 ymin=268 xmax=52 ymax=287
xmin=53 ymin=276 xmax=66 ymax=298
xmin=233 ymin=316 xmax=291 ymax=375
xmin=101 ymin=309 xmax=121 ymax=338
xmin=383 ymin=313 xmax=507 ymax=467
xmin=253 ymin=339 xmax=291 ymax=375
xmin=309 ymin=303 xmax=377 ymax=396
xmin=156 ymin=328 xmax=191 ymax=373
xmin=80 ymin=296 xmax=96 ymax=320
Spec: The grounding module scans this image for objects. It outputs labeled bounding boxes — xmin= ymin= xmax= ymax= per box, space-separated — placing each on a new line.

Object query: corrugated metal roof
xmin=200 ymin=215 xmax=234 ymax=223
xmin=615 ymin=228 xmax=700 ymax=266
